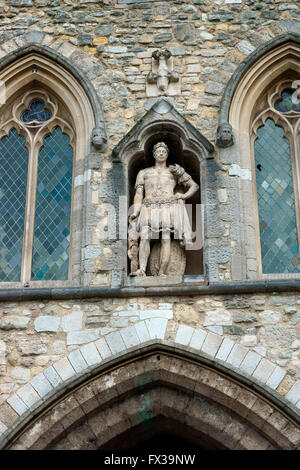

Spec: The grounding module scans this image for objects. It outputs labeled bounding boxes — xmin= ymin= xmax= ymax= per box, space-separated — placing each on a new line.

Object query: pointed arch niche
xmin=0 ymin=46 xmax=104 ymax=286
xmin=227 ymin=37 xmax=300 ymax=279
xmin=112 ymin=99 xmax=215 ymax=281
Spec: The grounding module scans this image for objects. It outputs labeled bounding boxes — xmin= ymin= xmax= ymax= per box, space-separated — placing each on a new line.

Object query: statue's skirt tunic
xmin=135 ymin=198 xmax=193 ymax=246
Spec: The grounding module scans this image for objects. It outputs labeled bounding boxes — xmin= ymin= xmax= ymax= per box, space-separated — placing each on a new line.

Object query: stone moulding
xmin=113 ymin=97 xmax=214 ymax=161
xmin=3 ymin=280 xmax=300 ymax=302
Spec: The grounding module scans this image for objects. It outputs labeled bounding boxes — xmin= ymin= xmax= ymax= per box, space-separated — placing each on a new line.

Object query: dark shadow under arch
xmin=5 ymin=347 xmax=300 ymax=451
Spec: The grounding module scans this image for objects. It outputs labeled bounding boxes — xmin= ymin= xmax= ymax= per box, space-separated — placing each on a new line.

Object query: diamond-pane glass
xmin=255 ymin=118 xmax=300 ymax=273
xmin=21 ymin=100 xmax=52 ymax=123
xmin=0 ymin=129 xmax=28 ymax=281
xmin=274 ymin=88 xmax=300 ymax=113
xmin=31 ymin=127 xmax=73 ymax=280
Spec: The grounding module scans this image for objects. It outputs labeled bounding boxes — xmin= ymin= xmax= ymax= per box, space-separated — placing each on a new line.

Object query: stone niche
xmin=112 ymin=98 xmax=215 ymax=283
xmin=128 ymin=132 xmax=202 ymax=277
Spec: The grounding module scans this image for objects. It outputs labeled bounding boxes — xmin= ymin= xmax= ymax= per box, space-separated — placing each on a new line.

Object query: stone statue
xmin=216 ymin=122 xmax=234 ymax=148
xmin=91 ymin=126 xmax=107 ymax=150
xmin=128 ymin=142 xmax=199 ymax=277
xmin=146 ymin=49 xmax=180 ymax=98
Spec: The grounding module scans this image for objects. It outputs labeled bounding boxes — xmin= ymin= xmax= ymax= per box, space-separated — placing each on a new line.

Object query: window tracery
xmin=0 ymin=89 xmax=75 ymax=283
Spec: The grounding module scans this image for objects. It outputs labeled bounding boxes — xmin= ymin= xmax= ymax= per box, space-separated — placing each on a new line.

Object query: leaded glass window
xmin=0 ymin=90 xmax=75 ymax=283
xmin=253 ymin=81 xmax=300 ymax=274
xmin=0 ymin=130 xmax=28 ymax=281
xmin=32 ymin=128 xmax=73 ymax=280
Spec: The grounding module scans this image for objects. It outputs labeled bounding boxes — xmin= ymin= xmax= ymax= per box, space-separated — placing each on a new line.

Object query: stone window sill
xmin=124 ymin=274 xmax=206 ymax=288
xmin=0 ymin=280 xmax=80 ymax=290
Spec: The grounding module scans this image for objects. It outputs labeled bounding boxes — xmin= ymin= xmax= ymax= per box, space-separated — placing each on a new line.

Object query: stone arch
xmin=0 ymin=43 xmax=106 ymax=137
xmin=2 ymin=347 xmax=300 ymax=450
xmin=0 ymin=43 xmax=107 ymax=284
xmin=0 ymin=327 xmax=299 ymax=450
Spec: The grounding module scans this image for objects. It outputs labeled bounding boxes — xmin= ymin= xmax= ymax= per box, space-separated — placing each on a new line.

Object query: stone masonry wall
xmin=1 ymin=0 xmax=300 ymax=443
xmin=0 ymin=0 xmax=297 ymax=145
xmin=0 ymin=1 xmax=300 ymax=283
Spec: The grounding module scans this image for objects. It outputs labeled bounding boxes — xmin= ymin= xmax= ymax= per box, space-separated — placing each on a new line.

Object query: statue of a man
xmin=128 ymin=142 xmax=199 ymax=277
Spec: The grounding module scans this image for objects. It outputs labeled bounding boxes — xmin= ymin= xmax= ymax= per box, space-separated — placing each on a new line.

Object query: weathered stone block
xmin=259 ymin=310 xmax=281 ymax=325
xmin=80 ymin=343 xmax=102 ymax=366
xmin=17 ymin=339 xmax=47 ymax=356
xmin=269 ymin=296 xmax=295 ymax=307
xmin=67 ymin=331 xmax=100 ymax=346
xmin=61 ymin=311 xmax=83 ymax=332
xmin=233 ymin=313 xmax=256 ymax=323
xmin=226 ymin=344 xmax=248 ymax=367
xmin=201 ymin=332 xmax=223 ymax=357
xmin=215 ymin=338 xmax=234 ymax=361
xmin=11 ymin=366 xmax=31 ymax=381
xmin=34 ymin=316 xmax=60 ymax=333
xmin=30 ymin=372 xmax=53 ymax=398
xmin=260 ymin=327 xmax=297 ymax=349
xmin=0 ymin=317 xmax=30 ymax=331
xmin=175 ymin=325 xmax=194 ymax=346
xmin=53 ymin=358 xmax=76 ymax=381
xmin=68 ymin=350 xmax=88 ymax=373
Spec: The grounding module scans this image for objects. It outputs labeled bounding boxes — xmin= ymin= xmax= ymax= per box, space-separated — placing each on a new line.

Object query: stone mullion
xmin=289 ymin=127 xmax=300 ymax=256
xmin=20 ymin=139 xmax=39 ymax=284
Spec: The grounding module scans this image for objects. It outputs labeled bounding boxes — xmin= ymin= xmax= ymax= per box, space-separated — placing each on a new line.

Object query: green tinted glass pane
xmin=31 ymin=127 xmax=73 ymax=280
xmin=255 ymin=118 xmax=300 ymax=273
xmin=274 ymin=88 xmax=300 ymax=113
xmin=0 ymin=129 xmax=28 ymax=281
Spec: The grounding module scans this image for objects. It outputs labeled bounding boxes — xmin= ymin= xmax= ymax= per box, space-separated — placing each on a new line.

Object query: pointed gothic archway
xmin=5 ymin=347 xmax=300 ymax=450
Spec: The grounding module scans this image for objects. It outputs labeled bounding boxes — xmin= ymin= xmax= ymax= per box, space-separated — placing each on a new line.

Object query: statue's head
xmin=216 ymin=122 xmax=234 ymax=148
xmin=92 ymin=126 xmax=106 ymax=149
xmin=153 ymin=141 xmax=169 ymax=163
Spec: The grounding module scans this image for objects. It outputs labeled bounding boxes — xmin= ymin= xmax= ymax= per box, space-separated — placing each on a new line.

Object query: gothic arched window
xmin=252 ymin=81 xmax=300 ymax=274
xmin=0 ymin=90 xmax=75 ymax=283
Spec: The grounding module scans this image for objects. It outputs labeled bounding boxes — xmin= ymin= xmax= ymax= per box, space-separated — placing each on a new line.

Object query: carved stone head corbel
xmin=216 ymin=122 xmax=234 ymax=148
xmin=91 ymin=125 xmax=107 ymax=150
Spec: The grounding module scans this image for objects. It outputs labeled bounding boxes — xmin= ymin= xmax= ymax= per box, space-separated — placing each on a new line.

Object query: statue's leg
xmin=139 ymin=238 xmax=150 ymax=275
xmin=159 ymin=232 xmax=171 ymax=276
